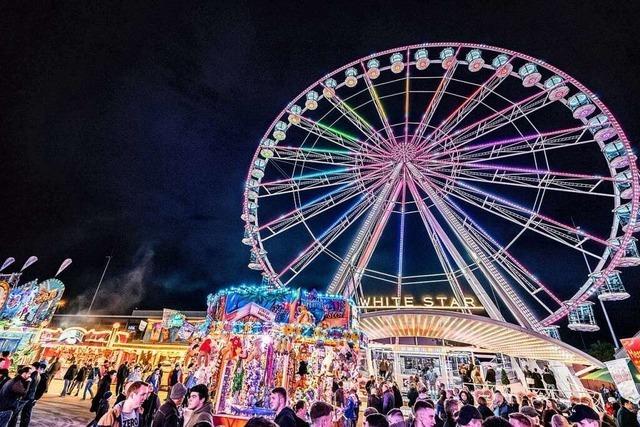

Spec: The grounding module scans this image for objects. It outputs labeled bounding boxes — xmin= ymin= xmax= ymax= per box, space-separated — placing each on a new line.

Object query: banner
xmin=177 ymin=322 xmax=196 ymax=341
xmin=621 ymin=338 xmax=640 ymax=373
xmin=605 ymin=359 xmax=640 ymax=402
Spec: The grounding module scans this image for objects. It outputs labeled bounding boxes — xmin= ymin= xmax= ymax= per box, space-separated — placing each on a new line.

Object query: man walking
xmin=46 ymin=358 xmax=61 ymax=386
xmin=115 ymin=362 xmax=130 ymax=396
xmin=97 ymin=380 xmax=149 ymax=426
xmin=83 ymin=362 xmax=101 ymax=400
xmin=60 ymin=361 xmax=78 ymax=397
xmin=153 ymin=383 xmax=187 ymax=427
xmin=69 ymin=363 xmax=88 ymax=396
xmin=0 ymin=367 xmax=32 ymax=427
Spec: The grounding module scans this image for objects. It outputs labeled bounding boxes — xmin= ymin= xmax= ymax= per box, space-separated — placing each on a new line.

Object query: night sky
xmin=2 ymin=2 xmax=640 ymax=347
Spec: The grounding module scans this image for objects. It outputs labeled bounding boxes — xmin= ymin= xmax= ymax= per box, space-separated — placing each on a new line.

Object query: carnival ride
xmin=241 ymin=43 xmax=638 ymax=337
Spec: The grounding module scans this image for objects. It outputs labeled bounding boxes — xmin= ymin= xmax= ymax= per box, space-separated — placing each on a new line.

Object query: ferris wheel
xmin=241 ymin=43 xmax=639 ymax=333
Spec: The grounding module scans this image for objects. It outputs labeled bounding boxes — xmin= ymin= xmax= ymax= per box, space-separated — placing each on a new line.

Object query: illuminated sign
xmin=58 ymin=327 xmax=86 ymax=345
xmin=357 ymin=295 xmax=482 ymax=310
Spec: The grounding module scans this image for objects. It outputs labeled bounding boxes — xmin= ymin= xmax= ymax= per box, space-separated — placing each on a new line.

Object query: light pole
xmin=88 ymin=256 xmax=112 ymax=314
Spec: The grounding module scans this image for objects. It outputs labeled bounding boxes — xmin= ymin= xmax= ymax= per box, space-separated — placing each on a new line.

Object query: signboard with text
xmin=605 ymin=358 xmax=640 ymax=402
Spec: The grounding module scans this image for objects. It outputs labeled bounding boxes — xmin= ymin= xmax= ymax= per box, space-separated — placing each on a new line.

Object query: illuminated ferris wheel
xmin=241 ymin=43 xmax=638 ymax=333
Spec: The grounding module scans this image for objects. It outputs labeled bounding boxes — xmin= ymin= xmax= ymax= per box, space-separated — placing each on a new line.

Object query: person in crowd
xmin=443 ymin=399 xmax=460 ymax=427
xmin=87 ymin=391 xmax=112 ymax=427
xmin=60 ymin=360 xmax=78 ymax=397
xmin=407 ymin=383 xmax=419 ymax=408
xmin=344 ymin=391 xmax=360 ymax=427
xmin=83 ymin=362 xmax=101 ymax=400
xmin=153 ymin=383 xmax=187 ymax=427
xmin=550 ymin=414 xmax=570 ymax=427
xmin=365 ymin=413 xmax=390 ymax=427
xmin=368 ymin=387 xmax=384 ymax=414
xmin=436 ymin=390 xmax=447 ymax=420
xmin=365 ymin=376 xmax=376 ymax=396
xmin=508 ymin=413 xmax=533 ymax=427
xmin=270 ymin=387 xmax=296 ymax=427
xmin=16 ymin=362 xmax=45 ymax=427
xmin=481 ymin=417 xmax=512 ymax=427
xmin=333 ymin=381 xmax=345 ymax=409
xmin=476 ymin=397 xmax=493 ymax=420
xmin=459 ymin=390 xmax=474 ymax=406
xmin=115 ymin=361 xmax=130 ymax=396
xmin=246 ymin=417 xmax=278 ymax=427
xmin=364 ymin=408 xmax=379 ymax=417
xmin=541 ymin=408 xmax=558 ymax=427
xmin=91 ymin=370 xmax=116 ymax=414
xmin=46 ymin=358 xmax=61 ymax=386
xmin=382 ymin=384 xmax=395 ymax=415
xmin=484 ymin=366 xmax=496 ymax=386
xmin=532 ymin=369 xmax=544 ymax=391
xmin=471 ymin=366 xmax=483 ymax=388
xmin=145 ymin=368 xmax=161 ymax=394
xmin=542 ymin=367 xmax=557 ymax=395
xmin=386 ymin=408 xmax=405 ymax=427
xmin=140 ymin=382 xmax=161 ymax=427
xmin=0 ymin=352 xmax=12 ymax=370
xmin=97 ymin=380 xmax=149 ymax=427
xmin=616 ymin=398 xmax=637 ymax=427
xmin=183 ymin=383 xmax=213 ymax=427
xmin=392 ymin=383 xmax=403 ymax=409
xmin=492 ymin=391 xmax=508 ymax=419
xmin=379 ymin=359 xmax=390 ymax=380
xmin=309 ymin=401 xmax=333 ymax=427
xmin=414 ymin=400 xmax=437 ymax=427
xmin=168 ymin=364 xmax=183 ymax=388
xmin=0 ymin=369 xmax=10 ymax=391
xmin=507 ymin=396 xmax=520 ymax=415
xmin=457 ymin=405 xmax=482 ymax=427
xmin=69 ymin=362 xmax=88 ymax=396
xmin=294 ymin=400 xmax=310 ymax=427
xmin=417 ymin=386 xmax=429 ymax=402
xmin=519 ymin=407 xmax=540 ymax=427
xmin=567 ymin=404 xmax=600 ymax=427
xmin=126 ymin=365 xmax=143 ymax=383
xmin=0 ymin=367 xmax=32 ymax=427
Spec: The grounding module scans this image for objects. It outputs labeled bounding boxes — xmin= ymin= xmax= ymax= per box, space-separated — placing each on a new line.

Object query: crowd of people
xmin=0 ymin=350 xmax=639 ymax=427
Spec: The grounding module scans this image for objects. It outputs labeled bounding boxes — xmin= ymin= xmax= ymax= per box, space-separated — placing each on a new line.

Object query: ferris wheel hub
xmin=389 ymin=141 xmax=419 ymax=163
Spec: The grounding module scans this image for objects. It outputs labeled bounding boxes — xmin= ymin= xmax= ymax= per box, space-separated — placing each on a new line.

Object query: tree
xmin=501 ymin=368 xmax=510 ymax=385
xmin=588 ymin=340 xmax=615 ymax=362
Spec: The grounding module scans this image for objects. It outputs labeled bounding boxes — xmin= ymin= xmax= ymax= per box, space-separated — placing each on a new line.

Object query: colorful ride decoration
xmin=0 ymin=278 xmax=64 ymax=328
xmin=190 ymin=285 xmax=365 ymax=417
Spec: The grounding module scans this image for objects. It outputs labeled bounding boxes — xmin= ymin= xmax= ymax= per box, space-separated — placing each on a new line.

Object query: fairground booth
xmin=192 ymin=285 xmax=365 ymax=422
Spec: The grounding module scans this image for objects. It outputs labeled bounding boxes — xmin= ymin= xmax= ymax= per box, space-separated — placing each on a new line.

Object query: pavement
xmin=21 ymin=379 xmax=99 ymax=427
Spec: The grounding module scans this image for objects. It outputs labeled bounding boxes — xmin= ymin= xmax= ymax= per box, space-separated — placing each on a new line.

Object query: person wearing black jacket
xmin=140 ymin=389 xmax=161 ymax=427
xmin=115 ymin=362 xmax=129 ymax=396
xmin=60 ymin=362 xmax=78 ymax=397
xmin=87 ymin=391 xmax=112 ymax=427
xmin=153 ymin=383 xmax=187 ymax=427
xmin=17 ymin=362 xmax=45 ymax=427
xmin=367 ymin=388 xmax=384 ymax=414
xmin=0 ymin=367 xmax=32 ymax=427
xmin=69 ymin=363 xmax=88 ymax=397
xmin=270 ymin=387 xmax=297 ymax=427
xmin=90 ymin=370 xmax=115 ymax=414
xmin=616 ymin=398 xmax=637 ymax=427
xmin=392 ymin=383 xmax=403 ymax=409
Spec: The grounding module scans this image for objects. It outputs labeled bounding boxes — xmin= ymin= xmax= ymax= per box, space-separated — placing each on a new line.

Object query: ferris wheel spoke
xmin=360 ymin=62 xmax=399 ymax=147
xmin=320 ymin=90 xmax=388 ymax=149
xmin=427 ymin=175 xmax=608 ymax=257
xmin=259 ymin=169 xmax=390 ymax=239
xmin=416 ymin=59 xmax=512 ymax=153
xmin=291 ymin=115 xmax=366 ymax=153
xmin=428 ymin=159 xmax=616 ymax=197
xmin=451 ymin=125 xmax=590 ymax=161
xmin=428 ymin=88 xmax=552 ymax=156
xmin=409 ymin=48 xmax=461 ymax=147
xmin=406 ymin=176 xmax=508 ymax=321
xmin=442 ymin=196 xmax=563 ymax=309
xmin=277 ymin=192 xmax=378 ymax=286
xmin=328 ymin=164 xmax=404 ymax=296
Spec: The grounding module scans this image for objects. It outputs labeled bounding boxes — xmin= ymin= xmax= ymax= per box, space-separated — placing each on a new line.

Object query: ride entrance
xmin=240 ymin=43 xmax=638 ymax=397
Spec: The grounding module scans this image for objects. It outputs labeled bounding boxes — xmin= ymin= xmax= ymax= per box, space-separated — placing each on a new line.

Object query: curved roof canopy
xmin=359 ymin=309 xmax=603 ymax=367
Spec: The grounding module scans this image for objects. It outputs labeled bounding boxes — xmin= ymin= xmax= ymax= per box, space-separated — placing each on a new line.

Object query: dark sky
xmin=2 ymin=1 xmax=640 ymax=347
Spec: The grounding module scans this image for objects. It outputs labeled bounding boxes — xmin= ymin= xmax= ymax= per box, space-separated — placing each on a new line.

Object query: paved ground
xmin=21 ymin=379 xmax=97 ymax=427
